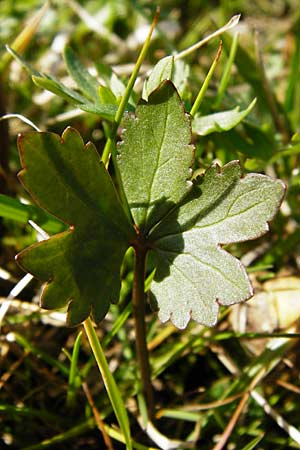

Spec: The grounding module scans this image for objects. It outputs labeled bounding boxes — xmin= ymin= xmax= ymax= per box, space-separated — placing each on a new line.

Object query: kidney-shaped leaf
xmin=149 ymin=161 xmax=285 ymax=328
xmin=16 ymin=127 xmax=134 ymax=326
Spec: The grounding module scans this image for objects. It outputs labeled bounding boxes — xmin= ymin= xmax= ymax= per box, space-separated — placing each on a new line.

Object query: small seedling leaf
xmin=142 ymin=56 xmax=174 ymax=100
xmin=5 ymin=45 xmax=42 ymax=77
xmin=98 ymin=85 xmax=118 ymax=106
xmin=64 ymin=47 xmax=100 ymax=102
xmin=32 ymin=75 xmax=87 ymax=104
xmin=95 ymin=62 xmax=126 ymax=99
xmin=79 ymin=102 xmax=117 ymax=121
xmin=193 ymin=99 xmax=256 ymax=136
xmin=16 ymin=127 xmax=134 ymax=326
xmin=8 ymin=46 xmax=116 ymax=119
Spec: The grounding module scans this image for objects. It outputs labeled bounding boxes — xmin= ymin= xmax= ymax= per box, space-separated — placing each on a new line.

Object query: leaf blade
xmin=64 ymin=46 xmax=100 ymax=101
xmin=193 ymin=99 xmax=256 ymax=136
xmin=151 ymin=239 xmax=252 ymax=329
xmin=32 ymin=75 xmax=87 ymax=104
xmin=150 ymin=162 xmax=285 ymax=328
xmin=79 ymin=102 xmax=117 ymax=121
xmin=118 ymin=80 xmax=194 ymax=233
xmin=17 ymin=127 xmax=134 ymax=326
xmin=142 ymin=56 xmax=174 ymax=100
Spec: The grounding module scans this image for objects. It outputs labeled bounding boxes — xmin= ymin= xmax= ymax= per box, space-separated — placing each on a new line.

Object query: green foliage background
xmin=1 ymin=1 xmax=300 ymax=449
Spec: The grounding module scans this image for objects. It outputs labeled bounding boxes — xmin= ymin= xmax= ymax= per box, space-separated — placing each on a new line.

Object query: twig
xmin=211 ymin=391 xmax=250 ymax=450
xmin=0 ymin=351 xmax=29 ymax=390
xmin=82 ymin=382 xmax=115 ymax=450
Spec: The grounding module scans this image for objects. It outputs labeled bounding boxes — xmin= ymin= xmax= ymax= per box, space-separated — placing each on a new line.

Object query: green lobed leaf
xmin=118 ymin=81 xmax=285 ymax=329
xmin=16 ymin=127 xmax=134 ymax=326
xmin=16 ymin=81 xmax=285 ymax=330
xmin=118 ymin=80 xmax=194 ymax=233
xmin=149 ymin=161 xmax=285 ymax=329
xmin=193 ymin=99 xmax=256 ymax=136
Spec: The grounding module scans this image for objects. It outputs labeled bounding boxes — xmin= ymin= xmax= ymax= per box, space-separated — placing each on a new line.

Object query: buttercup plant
xmin=6 ymin=10 xmax=286 ymax=449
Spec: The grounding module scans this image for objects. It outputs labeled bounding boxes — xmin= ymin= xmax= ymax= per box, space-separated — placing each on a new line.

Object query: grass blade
xmin=83 ymin=318 xmax=132 ymax=450
xmin=66 ymin=330 xmax=82 ymax=408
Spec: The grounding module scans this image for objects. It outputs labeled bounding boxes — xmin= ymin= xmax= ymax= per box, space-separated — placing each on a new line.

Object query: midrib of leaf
xmin=188 ymin=251 xmax=246 ymax=290
xmin=152 ymin=184 xmax=267 ymax=239
xmin=156 ymin=250 xmax=209 ymax=306
xmin=193 ymin=200 xmax=265 ymax=230
xmin=145 ymin=100 xmax=170 ymax=226
xmin=227 ymin=200 xmax=265 ymax=218
xmin=148 ymin=165 xmax=243 ymax=240
xmin=226 ymin=186 xmax=265 ymax=215
xmin=156 ymin=247 xmax=245 ymax=292
xmin=151 ymin=199 xmax=265 ymax=244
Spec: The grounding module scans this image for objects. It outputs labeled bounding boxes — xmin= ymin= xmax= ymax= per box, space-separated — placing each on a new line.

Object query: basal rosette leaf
xmin=149 ymin=162 xmax=285 ymax=329
xmin=118 ymin=80 xmax=285 ymax=329
xmin=118 ymin=80 xmax=194 ymax=233
xmin=16 ymin=127 xmax=134 ymax=326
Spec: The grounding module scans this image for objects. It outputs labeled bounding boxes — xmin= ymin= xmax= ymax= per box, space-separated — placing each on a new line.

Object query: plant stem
xmin=100 ymin=8 xmax=160 ymax=222
xmin=214 ymin=32 xmax=239 ymax=108
xmin=190 ymin=42 xmax=222 ymax=117
xmin=132 ymin=243 xmax=154 ymax=419
xmin=81 ymin=8 xmax=159 ymax=446
xmin=101 ymin=7 xmax=160 ymax=166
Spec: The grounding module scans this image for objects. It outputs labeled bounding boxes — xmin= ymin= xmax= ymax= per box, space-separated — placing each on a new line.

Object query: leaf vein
xmin=145 ymin=102 xmax=170 ymax=222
